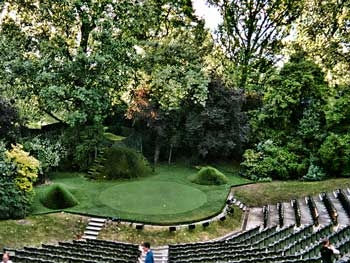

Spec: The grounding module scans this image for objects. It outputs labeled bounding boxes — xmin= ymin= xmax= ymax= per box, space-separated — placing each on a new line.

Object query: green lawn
xmin=100 ymin=208 xmax=243 ymax=246
xmin=0 ymin=213 xmax=87 ymax=250
xmin=32 ymin=164 xmax=250 ymax=224
xmin=233 ymin=178 xmax=350 ymax=207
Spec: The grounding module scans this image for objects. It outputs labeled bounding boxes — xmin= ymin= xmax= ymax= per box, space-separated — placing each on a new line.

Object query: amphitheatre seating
xmin=248 ymin=188 xmax=350 ymax=229
xmin=168 ymin=224 xmax=350 ymax=263
xmin=320 ymin=192 xmax=338 ymax=225
xmin=336 ymin=189 xmax=350 ymax=219
xmin=5 ymin=239 xmax=140 ymax=263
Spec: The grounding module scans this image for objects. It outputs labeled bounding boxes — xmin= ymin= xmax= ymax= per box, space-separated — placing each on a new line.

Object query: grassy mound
xmin=40 ymin=184 xmax=78 ymax=209
xmin=101 ymin=146 xmax=151 ymax=179
xmin=191 ymin=166 xmax=228 ymax=185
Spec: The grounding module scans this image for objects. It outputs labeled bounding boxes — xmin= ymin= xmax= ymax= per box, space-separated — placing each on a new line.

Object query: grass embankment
xmin=0 ymin=213 xmax=87 ymax=250
xmin=99 ymin=209 xmax=243 ymax=246
xmin=32 ymin=164 xmax=250 ymax=224
xmin=233 ymin=178 xmax=350 ymax=207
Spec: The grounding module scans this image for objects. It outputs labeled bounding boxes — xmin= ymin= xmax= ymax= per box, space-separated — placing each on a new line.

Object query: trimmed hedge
xmin=40 ymin=184 xmax=78 ymax=209
xmin=101 ymin=146 xmax=151 ymax=179
xmin=191 ymin=166 xmax=228 ymax=185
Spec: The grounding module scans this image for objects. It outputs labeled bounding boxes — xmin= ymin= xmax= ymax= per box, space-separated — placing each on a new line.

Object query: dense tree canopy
xmin=296 ymin=0 xmax=350 ymax=85
xmin=0 ymin=0 xmax=349 ymax=187
xmin=209 ymin=0 xmax=303 ymax=89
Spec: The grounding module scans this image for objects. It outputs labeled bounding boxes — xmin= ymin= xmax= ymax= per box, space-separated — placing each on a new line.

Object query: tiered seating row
xmin=291 ymin=199 xmax=301 ymax=227
xmin=320 ymin=192 xmax=338 ymax=225
xmin=306 ymin=196 xmax=319 ymax=226
xmin=277 ymin=202 xmax=284 ymax=228
xmin=168 ymin=223 xmax=350 ymax=263
xmin=5 ymin=239 xmax=140 ymax=263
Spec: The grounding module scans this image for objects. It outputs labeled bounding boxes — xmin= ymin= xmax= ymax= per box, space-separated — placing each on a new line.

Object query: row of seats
xmin=336 ymin=189 xmax=350 ymax=218
xmin=5 ymin=239 xmax=140 ymax=263
xmin=168 ymin=223 xmax=350 ymax=263
xmin=320 ymin=192 xmax=338 ymax=225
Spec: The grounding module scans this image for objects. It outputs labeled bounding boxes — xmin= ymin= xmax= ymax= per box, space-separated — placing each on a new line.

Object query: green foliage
xmin=0 ymin=142 xmax=33 ymax=219
xmin=40 ymin=184 xmax=78 ymax=210
xmin=319 ymin=133 xmax=350 ymax=177
xmin=243 ymin=54 xmax=329 ymax=180
xmin=324 ymin=87 xmax=350 ymax=133
xmin=296 ymin=0 xmax=350 ymax=86
xmin=5 ymin=144 xmax=40 ymax=194
xmin=241 ymin=140 xmax=301 ymax=180
xmin=23 ymin=135 xmax=67 ymax=173
xmin=209 ymin=0 xmax=303 ymax=89
xmin=191 ymin=166 xmax=228 ymax=185
xmin=0 ymin=178 xmax=31 ymax=219
xmin=101 ymin=147 xmax=151 ymax=179
xmin=303 ymin=164 xmax=326 ymax=181
xmin=0 ymin=98 xmax=20 ymax=142
xmin=253 ymin=54 xmax=327 ymax=143
xmin=184 ymin=78 xmax=249 ymax=160
xmin=62 ymin=124 xmax=106 ymax=171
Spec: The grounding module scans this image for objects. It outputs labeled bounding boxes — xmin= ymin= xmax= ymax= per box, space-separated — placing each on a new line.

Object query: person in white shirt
xmin=1 ymin=253 xmax=13 ymax=263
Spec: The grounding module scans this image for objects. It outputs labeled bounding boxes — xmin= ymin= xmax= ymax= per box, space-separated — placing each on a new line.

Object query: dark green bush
xmin=191 ymin=166 xmax=228 ymax=185
xmin=0 ymin=179 xmax=31 ymax=219
xmin=319 ymin=133 xmax=350 ymax=177
xmin=241 ymin=140 xmax=301 ymax=180
xmin=40 ymin=184 xmax=78 ymax=209
xmin=101 ymin=146 xmax=151 ymax=179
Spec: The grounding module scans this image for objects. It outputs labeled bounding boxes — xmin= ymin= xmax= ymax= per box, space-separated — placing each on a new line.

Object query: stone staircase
xmin=82 ymin=217 xmax=106 ymax=240
xmin=86 ymin=148 xmax=107 ymax=179
xmin=245 ymin=188 xmax=350 ymax=230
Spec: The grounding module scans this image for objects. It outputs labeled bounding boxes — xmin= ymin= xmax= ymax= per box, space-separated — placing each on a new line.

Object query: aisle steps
xmin=246 ymin=188 xmax=350 ymax=230
xmin=82 ymin=218 xmax=106 ymax=240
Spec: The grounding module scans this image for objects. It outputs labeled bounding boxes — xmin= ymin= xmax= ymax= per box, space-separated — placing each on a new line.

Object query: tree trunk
xmin=168 ymin=144 xmax=173 ymax=165
xmin=153 ymin=141 xmax=160 ymax=171
xmin=140 ymin=137 xmax=143 ymax=153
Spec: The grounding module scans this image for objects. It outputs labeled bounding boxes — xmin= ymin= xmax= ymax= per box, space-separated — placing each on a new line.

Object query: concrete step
xmin=246 ymin=207 xmax=263 ymax=229
xmin=283 ymin=202 xmax=295 ymax=226
xmin=86 ymin=226 xmax=102 ymax=231
xmin=89 ymin=222 xmax=104 ymax=227
xmin=328 ymin=192 xmax=349 ymax=225
xmin=314 ymin=196 xmax=331 ymax=225
xmin=90 ymin=218 xmax=106 ymax=223
xmin=299 ymin=198 xmax=313 ymax=226
xmin=268 ymin=204 xmax=279 ymax=227
xmin=82 ymin=235 xmax=97 ymax=240
xmin=84 ymin=230 xmax=99 ymax=236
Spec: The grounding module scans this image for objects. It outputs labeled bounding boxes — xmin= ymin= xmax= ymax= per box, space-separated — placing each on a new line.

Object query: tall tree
xmin=185 ymin=78 xmax=249 ymax=160
xmin=0 ymin=0 xmax=143 ymax=126
xmin=209 ymin=0 xmax=302 ymax=89
xmin=296 ymin=0 xmax=350 ymax=85
xmin=126 ymin=29 xmax=211 ymax=166
xmin=0 ymin=0 xmax=198 ymax=127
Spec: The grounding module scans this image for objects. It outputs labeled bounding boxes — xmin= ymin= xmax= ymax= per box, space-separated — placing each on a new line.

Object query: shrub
xmin=0 ymin=142 xmax=36 ymax=219
xmin=319 ymin=133 xmax=350 ymax=177
xmin=191 ymin=166 xmax=228 ymax=185
xmin=101 ymin=146 xmax=151 ymax=179
xmin=241 ymin=140 xmax=301 ymax=180
xmin=0 ymin=178 xmax=31 ymax=219
xmin=303 ymin=164 xmax=326 ymax=181
xmin=5 ymin=144 xmax=40 ymax=193
xmin=40 ymin=184 xmax=78 ymax=209
xmin=23 ymin=135 xmax=67 ymax=174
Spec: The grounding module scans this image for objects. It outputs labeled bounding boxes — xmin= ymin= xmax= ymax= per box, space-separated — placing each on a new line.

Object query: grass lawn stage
xmin=233 ymin=178 xmax=350 ymax=207
xmin=32 ymin=164 xmax=250 ymax=224
xmin=100 ymin=182 xmax=207 ymax=215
